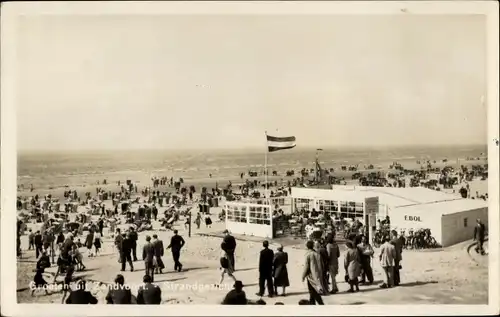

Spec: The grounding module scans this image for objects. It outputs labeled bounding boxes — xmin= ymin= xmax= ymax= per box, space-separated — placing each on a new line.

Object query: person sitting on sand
xmin=221 ymin=281 xmax=247 ymax=305
xmin=105 ymin=274 xmax=132 ymax=304
xmin=137 ymin=274 xmax=162 ymax=305
xmin=65 ymin=280 xmax=98 ymax=305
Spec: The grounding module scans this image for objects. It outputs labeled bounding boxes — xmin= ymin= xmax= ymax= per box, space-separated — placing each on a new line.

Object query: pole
xmin=315 ymin=150 xmax=319 ymax=188
xmin=265 ymin=131 xmax=269 ymax=204
xmin=188 ymin=208 xmax=192 ymax=237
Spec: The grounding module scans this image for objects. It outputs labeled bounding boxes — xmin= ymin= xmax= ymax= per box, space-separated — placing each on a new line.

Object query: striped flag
xmin=266 ymin=135 xmax=296 ymax=152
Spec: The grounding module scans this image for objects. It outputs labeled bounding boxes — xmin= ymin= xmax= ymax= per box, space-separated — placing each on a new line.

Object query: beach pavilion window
xmin=226 ymin=204 xmax=248 ymax=223
xmin=249 ymin=206 xmax=271 ymax=225
xmin=293 ymin=198 xmax=311 ymax=212
xmin=317 ymin=200 xmax=339 ymax=216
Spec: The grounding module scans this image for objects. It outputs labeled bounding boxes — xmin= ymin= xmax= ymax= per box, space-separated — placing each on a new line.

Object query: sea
xmin=17 ymin=145 xmax=487 ymax=190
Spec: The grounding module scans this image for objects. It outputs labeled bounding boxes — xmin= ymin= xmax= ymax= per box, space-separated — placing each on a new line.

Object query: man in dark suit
xmin=222 ymin=229 xmax=237 ymax=270
xmin=222 ymin=280 xmax=248 ymax=305
xmin=256 ymin=240 xmax=274 ymax=297
xmin=115 ymin=229 xmax=123 ymax=261
xmin=137 ymin=274 xmax=162 ymax=304
xmin=152 ymin=204 xmax=158 ymax=221
xmin=120 ymin=233 xmax=134 ymax=272
xmin=65 ymin=280 xmax=98 ymax=304
xmin=34 ymin=230 xmax=43 ymax=259
xmin=473 ymin=218 xmax=486 ymax=255
xmin=143 ymin=236 xmax=155 ymax=282
xmin=152 ymin=234 xmax=165 ymax=274
xmin=390 ymin=230 xmax=403 ymax=286
xmin=167 ymin=230 xmax=185 ymax=272
xmin=105 ymin=274 xmax=132 ymax=304
xmin=128 ymin=227 xmax=138 ymax=261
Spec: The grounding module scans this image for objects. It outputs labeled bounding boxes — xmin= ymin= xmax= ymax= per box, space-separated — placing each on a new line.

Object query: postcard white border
xmin=1 ymin=1 xmax=499 ymax=316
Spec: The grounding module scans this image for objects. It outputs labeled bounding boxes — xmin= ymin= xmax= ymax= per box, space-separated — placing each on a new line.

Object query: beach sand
xmin=15 ymin=155 xmax=489 ymax=305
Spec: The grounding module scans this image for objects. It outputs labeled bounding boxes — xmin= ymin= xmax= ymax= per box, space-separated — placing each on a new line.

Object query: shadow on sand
xmin=154 ymin=277 xmax=187 ymax=283
xmin=400 ymin=280 xmax=438 ymax=287
xmin=234 ymin=267 xmax=257 ymax=272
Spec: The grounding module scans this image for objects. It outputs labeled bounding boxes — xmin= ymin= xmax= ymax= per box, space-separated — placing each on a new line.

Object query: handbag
xmin=220 ymin=257 xmax=229 ymax=269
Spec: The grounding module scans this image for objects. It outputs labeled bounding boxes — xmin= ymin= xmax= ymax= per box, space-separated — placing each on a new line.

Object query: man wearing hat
xmin=256 ymin=240 xmax=274 ymax=298
xmin=222 ymin=229 xmax=237 ymax=270
xmin=221 ymin=280 xmax=248 ymax=305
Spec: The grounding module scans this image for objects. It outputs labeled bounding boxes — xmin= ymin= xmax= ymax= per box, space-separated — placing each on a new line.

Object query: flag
xmin=266 ymin=135 xmax=296 ymax=152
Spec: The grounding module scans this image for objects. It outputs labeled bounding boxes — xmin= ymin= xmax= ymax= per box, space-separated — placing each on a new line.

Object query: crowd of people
xmin=217 ymin=228 xmax=405 ymax=305
xmin=17 ymin=161 xmax=488 ymax=306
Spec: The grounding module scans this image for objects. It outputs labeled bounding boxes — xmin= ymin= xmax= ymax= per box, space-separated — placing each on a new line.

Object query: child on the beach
xmin=93 ymin=231 xmax=102 ymax=256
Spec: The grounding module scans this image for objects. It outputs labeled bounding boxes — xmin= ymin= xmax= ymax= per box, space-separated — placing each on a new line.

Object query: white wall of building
xmin=224 ymin=202 xmax=273 ymax=238
xmin=440 ymin=207 xmax=488 ymax=247
xmin=388 ymin=206 xmax=443 ymax=244
xmin=225 ymin=221 xmax=273 ymax=238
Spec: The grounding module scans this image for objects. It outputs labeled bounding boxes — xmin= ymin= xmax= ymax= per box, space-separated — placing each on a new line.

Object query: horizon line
xmin=17 ymin=143 xmax=488 ymax=155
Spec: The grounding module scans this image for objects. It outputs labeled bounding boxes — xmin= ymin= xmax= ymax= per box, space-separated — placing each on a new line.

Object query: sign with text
xmin=364 ymin=197 xmax=379 ymax=215
xmin=404 ymin=215 xmax=422 ymax=222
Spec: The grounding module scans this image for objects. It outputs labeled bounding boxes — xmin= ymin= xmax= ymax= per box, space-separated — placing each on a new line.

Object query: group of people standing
xmin=113 ymin=226 xmax=185 ymax=282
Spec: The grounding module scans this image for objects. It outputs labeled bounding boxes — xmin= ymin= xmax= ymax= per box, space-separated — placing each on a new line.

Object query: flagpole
xmin=265 ymin=131 xmax=269 ymax=203
xmin=315 ymin=150 xmax=318 ymax=188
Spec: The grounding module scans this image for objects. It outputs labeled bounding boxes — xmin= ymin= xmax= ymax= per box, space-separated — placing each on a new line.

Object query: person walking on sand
xmin=216 ymin=249 xmax=237 ymax=287
xmin=301 ymin=240 xmax=324 ymax=305
xmin=379 ymin=236 xmax=396 ymax=288
xmin=93 ymin=231 xmax=102 ymax=256
xmin=166 ymin=229 xmax=185 ymax=272
xmin=115 ymin=229 xmax=123 ymax=261
xmin=195 ymin=213 xmax=201 ymax=229
xmin=152 ymin=234 xmax=165 ymax=274
xmin=272 ymin=245 xmax=290 ymax=296
xmin=314 ymin=240 xmax=329 ymax=295
xmin=128 ymin=227 xmax=138 ymax=262
xmin=34 ymin=230 xmax=43 ymax=258
xmin=256 ymin=241 xmax=274 ymax=298
xmin=28 ymin=229 xmax=35 ymax=251
xmin=85 ymin=229 xmax=95 ymax=257
xmin=344 ymin=241 xmax=361 ymax=293
xmin=357 ymin=235 xmax=374 ymax=285
xmin=120 ymin=233 xmax=134 ymax=272
xmin=143 ymin=236 xmax=156 ymax=282
xmin=473 ymin=218 xmax=486 ymax=255
xmin=325 ymin=234 xmax=340 ymax=294
xmin=222 ymin=229 xmax=237 ymax=271
xmin=390 ymin=230 xmax=403 ymax=286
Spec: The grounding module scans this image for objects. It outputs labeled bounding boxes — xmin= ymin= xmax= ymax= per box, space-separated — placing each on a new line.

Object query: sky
xmin=15 ymin=14 xmax=487 ymax=151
